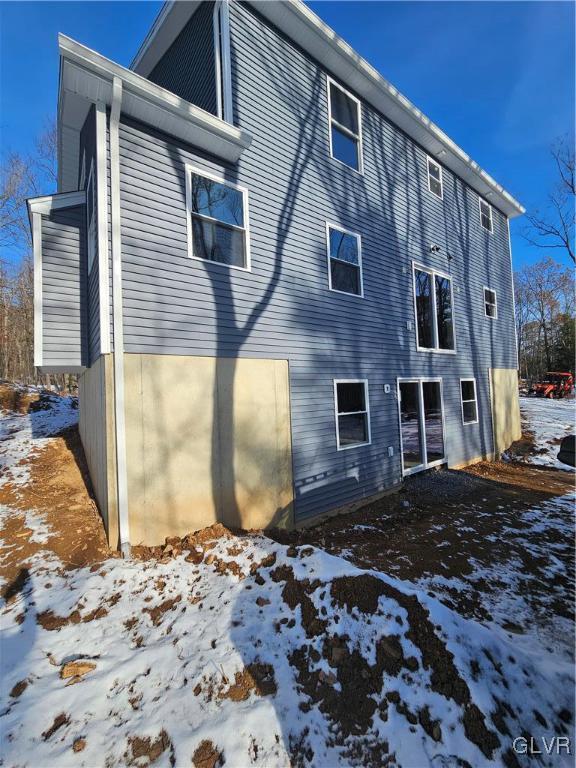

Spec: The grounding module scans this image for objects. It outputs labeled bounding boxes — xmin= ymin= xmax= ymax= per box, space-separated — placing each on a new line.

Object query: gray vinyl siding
xmin=41 ymin=206 xmax=87 ymax=368
xmin=79 ymin=106 xmax=100 ymax=364
xmin=116 ymin=3 xmax=517 ymax=521
xmin=148 ymin=1 xmax=217 ymax=115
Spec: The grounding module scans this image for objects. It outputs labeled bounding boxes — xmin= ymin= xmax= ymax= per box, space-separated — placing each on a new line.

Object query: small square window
xmin=484 ymin=287 xmax=497 ymax=319
xmin=460 ymin=379 xmax=478 ymax=425
xmin=479 ymin=199 xmax=493 ymax=232
xmin=427 ymin=157 xmax=443 ymax=199
xmin=334 ymin=380 xmax=371 ymax=449
xmin=328 ymin=79 xmax=362 ymax=172
xmin=327 ymin=225 xmax=363 ymax=296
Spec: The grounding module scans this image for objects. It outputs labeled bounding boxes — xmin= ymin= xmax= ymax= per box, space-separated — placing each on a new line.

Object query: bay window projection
xmin=413 ymin=266 xmax=455 ymax=351
xmin=188 ymin=168 xmax=249 ymax=269
xmin=334 ymin=380 xmax=370 ymax=449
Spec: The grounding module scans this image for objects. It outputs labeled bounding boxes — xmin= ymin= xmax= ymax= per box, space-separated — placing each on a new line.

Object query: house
xmin=28 ymin=0 xmax=523 ymax=553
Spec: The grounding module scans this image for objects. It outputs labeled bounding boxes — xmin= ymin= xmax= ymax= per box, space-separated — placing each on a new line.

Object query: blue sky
xmin=1 ymin=1 xmax=574 ymax=269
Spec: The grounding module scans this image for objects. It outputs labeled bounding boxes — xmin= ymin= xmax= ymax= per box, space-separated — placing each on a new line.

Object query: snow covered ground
xmin=519 ymin=396 xmax=575 ymax=470
xmin=1 ymin=391 xmax=574 ymax=767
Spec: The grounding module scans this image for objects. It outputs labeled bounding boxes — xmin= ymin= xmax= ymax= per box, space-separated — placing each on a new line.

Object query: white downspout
xmin=110 ymin=76 xmax=131 ymax=558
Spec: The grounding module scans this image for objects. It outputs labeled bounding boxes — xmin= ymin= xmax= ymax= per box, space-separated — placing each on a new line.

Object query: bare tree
xmin=0 ymin=121 xmax=56 ymax=384
xmin=523 ymin=136 xmax=575 ymax=264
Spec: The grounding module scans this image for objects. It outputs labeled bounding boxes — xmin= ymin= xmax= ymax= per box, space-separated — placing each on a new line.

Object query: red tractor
xmin=529 ymin=372 xmax=574 ymax=398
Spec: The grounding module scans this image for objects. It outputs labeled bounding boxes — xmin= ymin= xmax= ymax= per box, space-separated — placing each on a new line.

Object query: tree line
xmin=0 ymin=124 xmax=574 ymax=388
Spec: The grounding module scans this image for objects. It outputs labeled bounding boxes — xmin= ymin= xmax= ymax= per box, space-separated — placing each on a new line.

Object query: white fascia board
xmin=58 ymin=34 xmax=252 ymax=190
xmin=131 ymin=1 xmax=200 ymax=76
xmin=250 ymin=0 xmax=524 ymax=218
xmin=27 ymin=190 xmax=86 ymax=221
xmin=132 ymin=0 xmax=523 ymax=218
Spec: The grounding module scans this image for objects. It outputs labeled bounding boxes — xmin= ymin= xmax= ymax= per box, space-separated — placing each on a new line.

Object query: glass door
xmin=398 ymin=379 xmax=445 ymax=475
xmin=399 ymin=381 xmax=424 ymax=473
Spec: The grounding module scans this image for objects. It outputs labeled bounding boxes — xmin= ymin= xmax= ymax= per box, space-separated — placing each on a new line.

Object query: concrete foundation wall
xmin=123 ymin=353 xmax=294 ymax=545
xmin=78 ymin=354 xmax=118 ymax=547
xmin=490 ymin=368 xmax=522 ymax=455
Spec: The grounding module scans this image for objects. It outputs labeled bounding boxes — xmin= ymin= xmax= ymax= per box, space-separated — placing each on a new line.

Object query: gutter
xmin=109 ymin=76 xmax=131 ymax=558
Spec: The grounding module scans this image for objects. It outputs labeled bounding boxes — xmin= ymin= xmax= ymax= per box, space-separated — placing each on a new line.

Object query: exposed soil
xmin=0 ymin=425 xmax=111 ymax=601
xmin=272 ymin=460 xmax=575 ymax=624
xmin=127 ymin=730 xmax=173 ymax=766
xmin=218 ymin=663 xmax=277 ymax=701
xmin=192 ymin=740 xmax=222 ymax=768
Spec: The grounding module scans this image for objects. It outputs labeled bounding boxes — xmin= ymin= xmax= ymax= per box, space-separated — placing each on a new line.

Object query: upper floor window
xmin=86 ymin=160 xmax=96 ymax=274
xmin=484 ymin=287 xmax=497 ymax=319
xmin=413 ymin=264 xmax=455 ymax=352
xmin=334 ymin=379 xmax=371 ymax=449
xmin=326 ymin=224 xmax=363 ymax=297
xmin=479 ymin=198 xmax=493 ymax=232
xmin=186 ymin=166 xmax=250 ymax=270
xmin=327 ymin=78 xmax=362 ymax=172
xmin=427 ymin=157 xmax=443 ymax=199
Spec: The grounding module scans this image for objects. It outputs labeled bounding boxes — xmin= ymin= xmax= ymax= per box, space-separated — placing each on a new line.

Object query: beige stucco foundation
xmin=489 ymin=367 xmax=522 ymax=455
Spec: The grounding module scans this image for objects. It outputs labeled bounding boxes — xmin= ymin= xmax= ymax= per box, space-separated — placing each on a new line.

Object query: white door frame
xmin=397 ymin=377 xmax=447 ymax=476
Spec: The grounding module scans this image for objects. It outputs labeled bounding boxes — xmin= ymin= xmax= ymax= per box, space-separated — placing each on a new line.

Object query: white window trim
xmin=326 ymin=75 xmax=364 ymax=175
xmin=396 ymin=377 xmax=447 ymax=476
xmin=479 ymin=197 xmax=493 ymax=233
xmin=325 ymin=222 xmax=364 ymax=298
xmin=412 ymin=261 xmax=457 ymax=355
xmin=333 ymin=378 xmax=371 ymax=451
xmin=426 ymin=155 xmax=443 ymax=200
xmin=483 ymin=286 xmax=498 ymax=319
xmin=185 ymin=163 xmax=251 ymax=272
xmin=460 ymin=378 xmax=479 ymax=426
xmin=86 ymin=160 xmax=96 ymax=275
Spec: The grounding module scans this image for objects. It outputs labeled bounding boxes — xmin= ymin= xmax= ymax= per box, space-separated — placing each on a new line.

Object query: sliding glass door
xmin=398 ymin=379 xmax=445 ymax=475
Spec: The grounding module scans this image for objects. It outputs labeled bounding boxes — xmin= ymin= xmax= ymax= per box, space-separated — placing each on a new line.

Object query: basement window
xmin=479 ymin=198 xmax=493 ymax=232
xmin=187 ymin=167 xmax=249 ymax=270
xmin=413 ymin=265 xmax=455 ymax=352
xmin=327 ymin=224 xmax=363 ymax=296
xmin=328 ymin=78 xmax=362 ymax=172
xmin=460 ymin=379 xmax=478 ymax=425
xmin=427 ymin=157 xmax=443 ymax=199
xmin=334 ymin=380 xmax=371 ymax=449
xmin=484 ymin=287 xmax=497 ymax=319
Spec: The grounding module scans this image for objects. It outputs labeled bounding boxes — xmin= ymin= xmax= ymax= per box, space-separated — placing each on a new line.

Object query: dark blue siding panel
xmin=148 ymin=2 xmax=217 ymax=115
xmin=118 ymin=3 xmax=517 ymax=522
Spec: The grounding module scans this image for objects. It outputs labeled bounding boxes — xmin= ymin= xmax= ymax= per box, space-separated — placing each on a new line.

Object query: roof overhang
xmin=27 ymin=190 xmax=86 ymax=229
xmin=57 ymin=34 xmax=252 ymax=192
xmin=131 ymin=0 xmax=524 ymax=218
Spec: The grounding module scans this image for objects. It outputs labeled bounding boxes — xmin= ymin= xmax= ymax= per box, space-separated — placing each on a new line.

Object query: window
xmin=328 ymin=78 xmax=362 ymax=172
xmin=479 ymin=198 xmax=493 ymax=232
xmin=186 ymin=167 xmax=249 ymax=269
xmin=327 ymin=224 xmax=363 ymax=296
xmin=460 ymin=379 xmax=478 ymax=425
xmin=427 ymin=157 xmax=443 ymax=199
xmin=86 ymin=161 xmax=96 ymax=274
xmin=484 ymin=287 xmax=497 ymax=319
xmin=334 ymin=380 xmax=371 ymax=449
xmin=413 ymin=265 xmax=455 ymax=352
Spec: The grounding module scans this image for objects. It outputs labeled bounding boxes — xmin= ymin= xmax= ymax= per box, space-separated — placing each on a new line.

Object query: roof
xmin=57 ymin=34 xmax=252 ymax=192
xmin=130 ymin=0 xmax=524 ymax=218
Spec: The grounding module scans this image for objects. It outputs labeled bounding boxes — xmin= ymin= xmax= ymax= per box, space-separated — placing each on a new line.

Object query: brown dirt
xmin=42 ymin=713 xmax=70 ymax=741
xmin=0 ymin=425 xmax=111 ymax=602
xmin=272 ymin=460 xmax=575 ymax=624
xmin=128 ymin=730 xmax=173 ymax=766
xmin=192 ymin=740 xmax=222 ymax=768
xmin=144 ymin=595 xmax=182 ymax=626
xmin=0 ymin=384 xmax=41 ymax=414
xmin=271 ymin=564 xmax=326 ymax=638
xmin=218 ymin=663 xmax=277 ymax=702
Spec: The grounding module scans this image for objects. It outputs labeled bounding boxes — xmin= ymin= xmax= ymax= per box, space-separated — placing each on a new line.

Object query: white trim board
xmin=32 ymin=213 xmax=43 ymax=368
xmin=27 ymin=190 xmax=86 ymax=220
xmin=96 ymin=102 xmax=111 ymax=354
xmin=130 ymin=0 xmax=524 ymax=218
